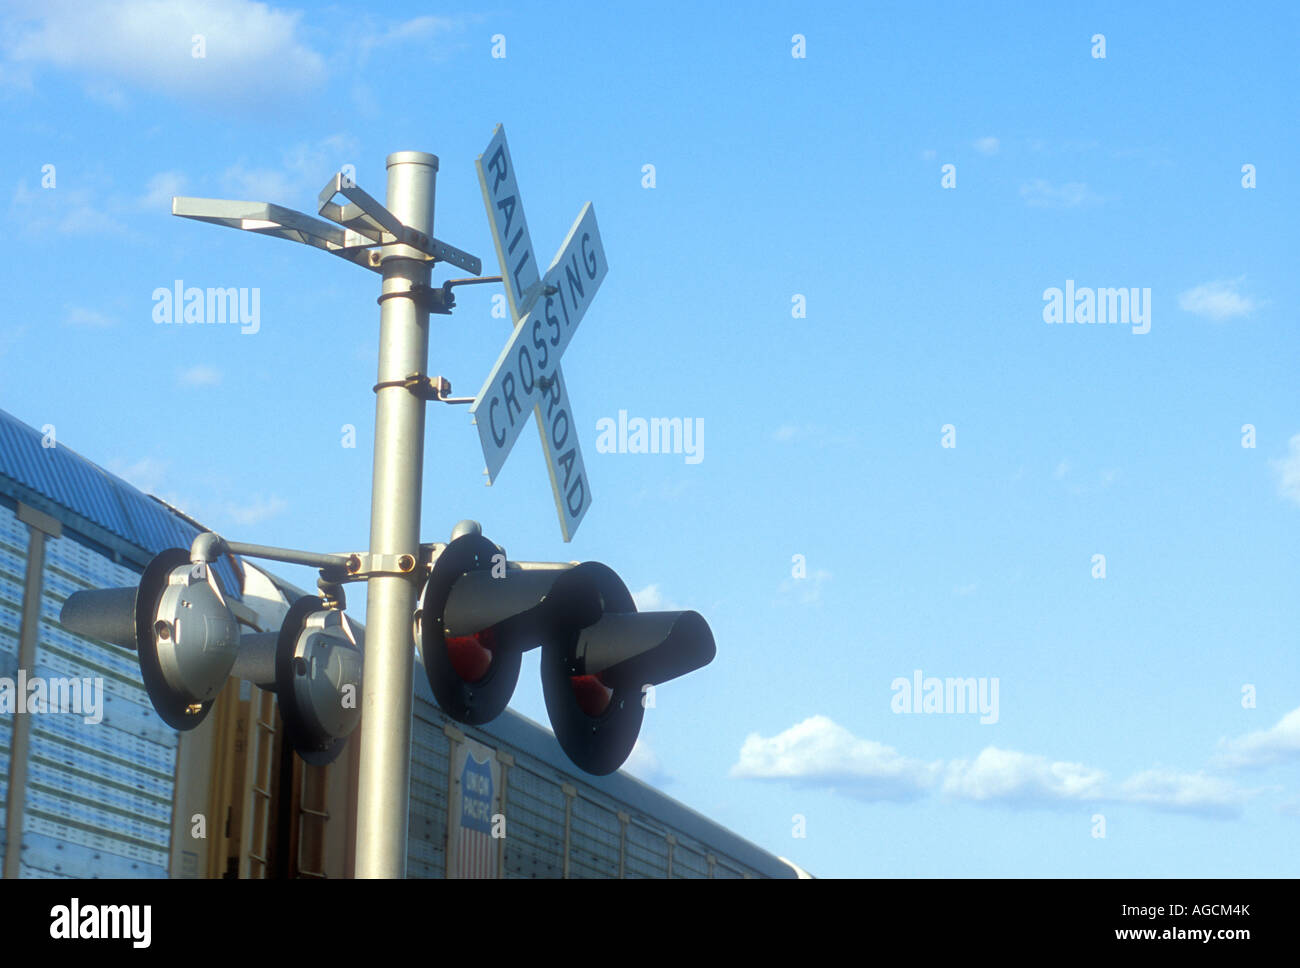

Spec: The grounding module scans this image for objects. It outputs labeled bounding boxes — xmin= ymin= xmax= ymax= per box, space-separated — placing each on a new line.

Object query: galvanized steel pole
xmin=355 ymin=151 xmax=438 ymax=877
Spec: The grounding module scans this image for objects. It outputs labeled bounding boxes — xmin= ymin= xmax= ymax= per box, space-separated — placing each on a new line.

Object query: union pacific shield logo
xmin=455 ymin=748 xmax=497 ymax=877
xmin=461 ymin=753 xmax=494 ymax=834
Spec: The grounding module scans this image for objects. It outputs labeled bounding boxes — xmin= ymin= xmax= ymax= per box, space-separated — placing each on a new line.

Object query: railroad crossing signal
xmin=55 ymin=132 xmax=714 ymax=877
xmin=59 ymin=548 xmax=362 ymax=765
xmin=417 ymin=523 xmax=715 ymax=775
xmin=471 ymin=125 xmax=605 ymax=540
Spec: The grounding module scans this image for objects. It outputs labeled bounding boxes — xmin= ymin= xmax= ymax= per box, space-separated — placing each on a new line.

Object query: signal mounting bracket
xmin=371 ymin=373 xmax=474 ymax=404
xmin=345 ymin=551 xmax=423 ymax=580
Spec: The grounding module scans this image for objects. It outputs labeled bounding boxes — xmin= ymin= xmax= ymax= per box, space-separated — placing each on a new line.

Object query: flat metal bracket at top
xmin=171 ymin=169 xmax=482 ymax=277
xmin=317 ymin=173 xmax=481 ymax=274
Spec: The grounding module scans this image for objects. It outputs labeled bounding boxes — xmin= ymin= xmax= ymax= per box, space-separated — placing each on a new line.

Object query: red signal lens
xmin=570 ymin=674 xmax=613 ymax=717
xmin=445 ymin=627 xmax=495 ymax=683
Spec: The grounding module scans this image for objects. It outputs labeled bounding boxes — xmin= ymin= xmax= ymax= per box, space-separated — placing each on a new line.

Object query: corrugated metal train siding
xmin=407 ymin=698 xmax=451 ymax=878
xmin=18 ymin=533 xmax=176 ymax=877
xmin=0 ymin=502 xmax=31 ymax=855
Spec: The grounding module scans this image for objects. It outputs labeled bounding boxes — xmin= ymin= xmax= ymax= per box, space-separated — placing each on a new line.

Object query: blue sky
xmin=1 ymin=0 xmax=1298 ymax=877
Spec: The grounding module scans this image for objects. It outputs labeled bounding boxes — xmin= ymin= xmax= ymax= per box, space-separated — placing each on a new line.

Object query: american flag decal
xmin=451 ymin=741 xmax=499 ymax=878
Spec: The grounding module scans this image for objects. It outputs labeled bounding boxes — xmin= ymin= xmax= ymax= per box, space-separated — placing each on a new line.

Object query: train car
xmin=0 ymin=407 xmax=804 ymax=879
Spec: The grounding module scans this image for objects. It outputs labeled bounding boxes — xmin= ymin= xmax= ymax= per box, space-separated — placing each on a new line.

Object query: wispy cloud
xmin=10 ymin=178 xmax=127 ymax=236
xmin=1214 ymin=706 xmax=1300 ymax=769
xmin=622 ymin=738 xmax=671 ymax=786
xmin=1 ymin=0 xmax=326 ymax=108
xmin=778 ymin=568 xmax=832 ymax=606
xmin=223 ymin=494 xmax=288 ymax=527
xmin=219 ymin=134 xmax=358 ymax=203
xmin=731 ymin=716 xmax=941 ymax=801
xmin=973 ymin=136 xmax=999 ymax=156
xmin=1020 ymin=179 xmax=1097 ymax=208
xmin=942 ymin=747 xmax=1105 ymax=804
xmin=107 ymin=456 xmax=171 ymax=495
xmin=1271 ymin=435 xmax=1300 ymax=508
xmin=1177 ymin=277 xmax=1261 ymax=321
xmin=177 ymin=364 xmax=221 ymax=387
xmin=734 ymin=716 xmax=1259 ymax=818
xmin=139 ymin=171 xmax=187 ymax=212
xmin=357 ymin=15 xmax=459 ymax=65
xmin=66 ymin=306 xmax=115 ymax=328
xmin=632 ymin=584 xmax=683 ymax=612
xmin=771 ymin=423 xmax=854 ymax=447
xmin=1116 ymin=768 xmax=1248 ymax=819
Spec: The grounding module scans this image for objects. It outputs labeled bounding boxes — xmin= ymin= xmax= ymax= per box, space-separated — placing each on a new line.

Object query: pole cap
xmin=387 ymin=150 xmax=439 ymax=170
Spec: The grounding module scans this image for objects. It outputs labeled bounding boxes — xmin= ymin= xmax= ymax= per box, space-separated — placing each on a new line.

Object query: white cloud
xmin=1214 ymin=706 xmax=1300 ymax=769
xmin=2 ymin=0 xmax=326 ymax=107
xmin=1053 ymin=459 xmax=1069 ymax=480
xmin=1020 ymin=179 xmax=1095 ymax=208
xmin=973 ymin=136 xmax=999 ymax=156
xmin=622 ymin=738 xmax=670 ymax=785
xmin=778 ymin=568 xmax=832 ymax=606
xmin=1272 ymin=436 xmax=1300 ymax=507
xmin=0 ymin=322 xmax=28 ymax=358
xmin=1116 ymin=768 xmax=1246 ymax=818
xmin=1177 ymin=278 xmax=1260 ymax=321
xmin=139 ymin=171 xmax=187 ymax=212
xmin=920 ymin=148 xmax=937 ymax=161
xmin=9 ymin=177 xmax=128 ymax=236
xmin=223 ymin=494 xmax=288 ymax=526
xmin=66 ymin=306 xmax=115 ymax=328
xmin=177 ymin=364 xmax=221 ymax=387
xmin=220 ymin=134 xmax=358 ymax=203
xmin=735 ymin=719 xmax=1257 ymax=818
xmin=942 ymin=747 xmax=1106 ymax=803
xmin=953 ymin=582 xmax=978 ymax=596
xmin=632 ymin=584 xmax=683 ymax=612
xmin=730 ymin=715 xmax=941 ymax=801
xmin=107 ymin=456 xmax=170 ymax=494
xmin=357 ymin=15 xmax=458 ymax=64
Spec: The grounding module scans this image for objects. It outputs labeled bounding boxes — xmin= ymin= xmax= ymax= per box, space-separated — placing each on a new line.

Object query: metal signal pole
xmin=354 ymin=152 xmax=438 ymax=877
xmin=171 ymin=149 xmax=483 ymax=878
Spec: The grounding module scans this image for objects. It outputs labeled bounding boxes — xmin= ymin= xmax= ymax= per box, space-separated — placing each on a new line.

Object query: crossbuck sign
xmin=471 ymin=125 xmax=607 ymax=541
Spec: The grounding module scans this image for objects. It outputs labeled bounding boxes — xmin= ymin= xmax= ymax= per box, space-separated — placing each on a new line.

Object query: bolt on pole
xmin=355 ymin=151 xmax=439 ymax=878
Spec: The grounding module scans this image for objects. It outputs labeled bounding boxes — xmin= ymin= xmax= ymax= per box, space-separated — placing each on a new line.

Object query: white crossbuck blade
xmin=471 ymin=125 xmax=606 ymax=541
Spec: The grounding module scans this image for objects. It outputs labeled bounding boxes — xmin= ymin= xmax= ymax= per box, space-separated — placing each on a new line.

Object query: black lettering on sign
xmin=566 ymin=474 xmax=585 ymax=516
xmin=517 ymin=345 xmax=535 ymax=394
xmin=565 ymin=255 xmax=585 ymax=307
xmin=542 ymin=375 xmax=562 ymax=416
xmin=497 ymin=194 xmax=517 ymax=240
xmin=531 ymin=318 xmax=549 ymax=369
xmin=557 ymin=272 xmax=572 ymax=327
xmin=551 ymin=408 xmax=569 ymax=450
xmin=485 ymin=146 xmax=508 ymax=193
xmin=512 ymin=250 xmax=532 ymax=298
xmin=556 ymin=444 xmax=576 ymax=490
xmin=502 ymin=372 xmax=520 ymax=425
xmin=546 ymin=296 xmax=561 ymax=345
xmin=489 ymin=397 xmax=506 ymax=446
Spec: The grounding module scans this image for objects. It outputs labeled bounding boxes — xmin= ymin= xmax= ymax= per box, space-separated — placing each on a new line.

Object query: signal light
xmin=60 ymin=549 xmax=363 ymax=763
xmin=60 ymin=548 xmax=240 ymax=730
xmin=417 ymin=532 xmax=529 ymax=725
xmin=418 ymin=531 xmax=716 ymax=775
